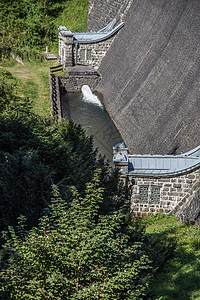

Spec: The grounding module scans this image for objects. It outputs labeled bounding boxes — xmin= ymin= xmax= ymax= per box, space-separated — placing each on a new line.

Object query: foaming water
xmin=81 ymin=85 xmax=103 ymax=109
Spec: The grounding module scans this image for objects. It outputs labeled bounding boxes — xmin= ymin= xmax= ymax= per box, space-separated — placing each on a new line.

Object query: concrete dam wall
xmin=87 ymin=0 xmax=135 ymax=32
xmin=94 ymin=0 xmax=200 ymax=155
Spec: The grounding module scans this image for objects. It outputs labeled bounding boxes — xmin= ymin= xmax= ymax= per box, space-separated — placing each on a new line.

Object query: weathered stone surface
xmin=127 ymin=169 xmax=200 ymax=217
xmin=59 ymin=74 xmax=101 ymax=93
xmin=87 ymin=0 xmax=135 ymax=32
xmin=97 ymin=0 xmax=200 ymax=155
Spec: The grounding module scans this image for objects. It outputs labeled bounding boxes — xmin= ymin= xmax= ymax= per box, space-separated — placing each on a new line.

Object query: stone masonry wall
xmin=177 ymin=188 xmax=200 ymax=224
xmin=58 ymin=37 xmax=73 ymax=66
xmin=59 ymin=74 xmax=101 ymax=93
xmin=58 ymin=0 xmax=135 ymax=68
xmin=78 ymin=39 xmax=114 ymax=68
xmin=49 ymin=72 xmax=101 ymax=122
xmin=87 ymin=0 xmax=136 ymax=31
xmin=58 ymin=37 xmax=114 ymax=68
xmin=130 ymin=169 xmax=200 ymax=218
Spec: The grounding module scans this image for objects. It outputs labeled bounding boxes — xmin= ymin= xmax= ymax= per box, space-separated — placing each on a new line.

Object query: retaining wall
xmin=130 ymin=170 xmax=200 ymax=218
xmin=59 ymin=74 xmax=101 ymax=93
xmin=49 ymin=69 xmax=62 ymax=121
xmin=97 ymin=0 xmax=200 ymax=155
xmin=116 ymin=159 xmax=200 ymax=220
xmin=49 ymin=71 xmax=101 ymax=120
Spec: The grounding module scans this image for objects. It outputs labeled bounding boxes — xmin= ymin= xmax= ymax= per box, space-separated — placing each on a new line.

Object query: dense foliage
xmin=0 ymin=68 xmax=126 ymax=231
xmin=1 ymin=2 xmax=199 ymax=298
xmin=0 ymin=0 xmax=89 ymax=58
xmin=0 ymin=171 xmax=151 ymax=299
xmin=0 ymin=68 xmax=152 ymax=299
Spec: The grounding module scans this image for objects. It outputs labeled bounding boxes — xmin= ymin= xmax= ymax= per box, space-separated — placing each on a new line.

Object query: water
xmin=81 ymin=85 xmax=104 ymax=109
xmin=61 ymin=88 xmax=122 ymax=161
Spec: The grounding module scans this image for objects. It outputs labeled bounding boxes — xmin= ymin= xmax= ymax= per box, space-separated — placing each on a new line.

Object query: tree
xmin=0 ymin=170 xmax=151 ymax=299
xmin=0 ymin=149 xmax=52 ymax=229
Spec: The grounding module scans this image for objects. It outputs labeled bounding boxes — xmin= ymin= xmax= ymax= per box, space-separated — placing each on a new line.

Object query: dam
xmin=94 ymin=0 xmax=200 ymax=155
xmin=52 ymin=0 xmax=200 ymax=221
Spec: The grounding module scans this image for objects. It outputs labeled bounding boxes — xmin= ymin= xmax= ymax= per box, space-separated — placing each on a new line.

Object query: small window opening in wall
xmin=80 ymin=49 xmax=92 ymax=61
xmin=80 ymin=49 xmax=85 ymax=61
xmin=139 ymin=185 xmax=160 ymax=204
xmin=87 ymin=49 xmax=92 ymax=60
xmin=150 ymin=186 xmax=160 ymax=204
xmin=139 ymin=186 xmax=149 ymax=203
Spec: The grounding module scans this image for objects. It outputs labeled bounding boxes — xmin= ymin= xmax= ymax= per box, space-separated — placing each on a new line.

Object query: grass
xmin=144 ymin=214 xmax=200 ymax=300
xmin=0 ymin=58 xmax=65 ymax=118
xmin=0 ymin=0 xmax=89 ymax=116
xmin=53 ymin=0 xmax=88 ymax=32
xmin=51 ymin=0 xmax=89 ymax=51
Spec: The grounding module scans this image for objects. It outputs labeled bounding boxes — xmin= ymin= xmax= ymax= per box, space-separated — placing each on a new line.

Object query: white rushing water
xmin=81 ymin=85 xmax=103 ymax=109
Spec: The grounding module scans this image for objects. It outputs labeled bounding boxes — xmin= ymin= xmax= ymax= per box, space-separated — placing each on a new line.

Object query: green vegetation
xmin=1 ymin=0 xmax=200 ymax=299
xmin=54 ymin=0 xmax=89 ymax=34
xmin=0 ymin=67 xmax=127 ymax=231
xmin=142 ymin=214 xmax=200 ymax=299
xmin=0 ymin=59 xmax=56 ymax=117
xmin=0 ymin=0 xmax=89 ymax=57
xmin=0 ymin=171 xmax=151 ymax=299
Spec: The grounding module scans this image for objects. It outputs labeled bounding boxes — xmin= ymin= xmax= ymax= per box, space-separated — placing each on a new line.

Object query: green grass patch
xmin=144 ymin=215 xmax=200 ymax=300
xmin=52 ymin=0 xmax=89 ymax=51
xmin=53 ymin=0 xmax=89 ymax=32
xmin=0 ymin=58 xmax=59 ymax=118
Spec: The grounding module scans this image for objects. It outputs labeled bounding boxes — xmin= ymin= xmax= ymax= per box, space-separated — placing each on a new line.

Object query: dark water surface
xmin=61 ymin=92 xmax=122 ymax=161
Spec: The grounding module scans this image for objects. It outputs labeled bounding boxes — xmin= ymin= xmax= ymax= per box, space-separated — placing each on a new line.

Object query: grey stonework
xmin=113 ymin=142 xmax=200 ymax=221
xmin=78 ymin=41 xmax=114 ymax=68
xmin=97 ymin=0 xmax=200 ymax=156
xmin=116 ymin=162 xmax=200 ymax=220
xmin=49 ymin=68 xmax=62 ymax=122
xmin=87 ymin=0 xmax=135 ymax=32
xmin=58 ymin=35 xmax=114 ymax=68
xmin=59 ymin=74 xmax=101 ymax=93
xmin=130 ymin=170 xmax=200 ymax=218
xmin=49 ymin=70 xmax=101 ymax=121
xmin=58 ymin=37 xmax=73 ymax=67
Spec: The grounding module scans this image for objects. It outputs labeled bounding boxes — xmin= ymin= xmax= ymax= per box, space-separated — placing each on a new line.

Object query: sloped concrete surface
xmin=97 ymin=0 xmax=200 ymax=155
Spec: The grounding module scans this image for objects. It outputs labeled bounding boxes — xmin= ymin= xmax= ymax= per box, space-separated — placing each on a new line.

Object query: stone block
xmin=186 ymin=180 xmax=193 ymax=184
xmin=171 ymin=179 xmax=177 ymax=182
xmin=173 ymin=184 xmax=181 ymax=188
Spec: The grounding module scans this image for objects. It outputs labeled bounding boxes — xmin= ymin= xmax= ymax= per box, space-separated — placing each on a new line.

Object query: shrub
xmin=0 ymin=171 xmax=151 ymax=299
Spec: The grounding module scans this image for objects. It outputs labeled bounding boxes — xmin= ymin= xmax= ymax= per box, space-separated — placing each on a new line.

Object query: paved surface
xmin=66 ymin=66 xmax=99 ymax=75
xmin=97 ymin=0 xmax=200 ymax=155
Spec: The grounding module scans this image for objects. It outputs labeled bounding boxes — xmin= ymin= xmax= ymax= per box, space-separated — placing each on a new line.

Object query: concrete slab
xmin=66 ymin=66 xmax=99 ymax=76
xmin=46 ymin=53 xmax=57 ymax=60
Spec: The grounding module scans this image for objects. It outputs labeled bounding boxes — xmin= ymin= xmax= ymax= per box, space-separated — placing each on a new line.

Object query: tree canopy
xmin=0 ymin=171 xmax=151 ymax=299
xmin=0 ymin=0 xmax=89 ymax=58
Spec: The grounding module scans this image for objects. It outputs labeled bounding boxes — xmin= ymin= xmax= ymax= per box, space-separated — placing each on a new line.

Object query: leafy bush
xmin=0 ymin=69 xmax=128 ymax=233
xmin=0 ymin=0 xmax=89 ymax=55
xmin=0 ymin=149 xmax=52 ymax=229
xmin=0 ymin=171 xmax=151 ymax=299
